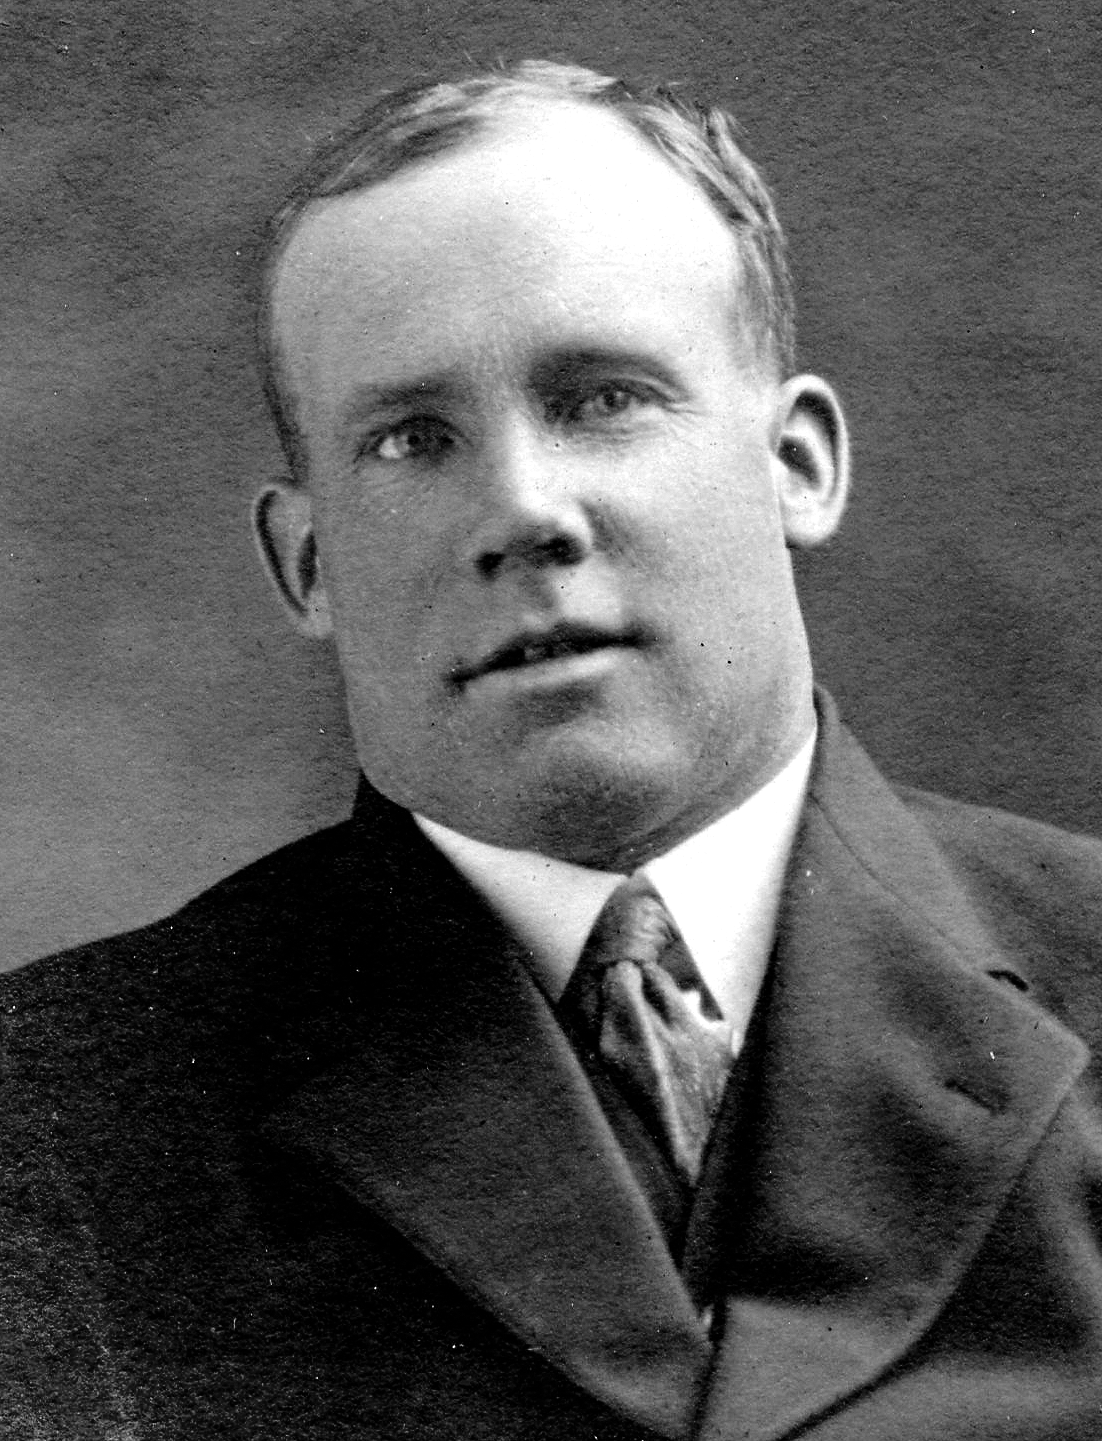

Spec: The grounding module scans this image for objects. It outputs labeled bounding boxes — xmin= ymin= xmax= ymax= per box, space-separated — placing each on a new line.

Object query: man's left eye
xmin=562 ymin=385 xmax=648 ymax=425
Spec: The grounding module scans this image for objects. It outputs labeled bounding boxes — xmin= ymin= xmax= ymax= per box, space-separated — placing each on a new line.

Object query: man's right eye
xmin=363 ymin=417 xmax=454 ymax=463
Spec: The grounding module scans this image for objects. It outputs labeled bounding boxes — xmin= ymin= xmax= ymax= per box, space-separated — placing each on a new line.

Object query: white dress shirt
xmin=416 ymin=729 xmax=815 ymax=1059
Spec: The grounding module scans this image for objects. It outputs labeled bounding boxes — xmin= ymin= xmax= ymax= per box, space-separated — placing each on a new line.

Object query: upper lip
xmin=451 ymin=620 xmax=640 ymax=687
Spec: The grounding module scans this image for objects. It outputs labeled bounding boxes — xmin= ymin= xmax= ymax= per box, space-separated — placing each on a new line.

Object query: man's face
xmin=270 ymin=101 xmax=831 ymax=866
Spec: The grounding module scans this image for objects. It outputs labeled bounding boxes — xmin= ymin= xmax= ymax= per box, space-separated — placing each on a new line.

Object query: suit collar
xmin=262 ymin=800 xmax=712 ymax=1439
xmin=693 ymin=694 xmax=1089 ymax=1440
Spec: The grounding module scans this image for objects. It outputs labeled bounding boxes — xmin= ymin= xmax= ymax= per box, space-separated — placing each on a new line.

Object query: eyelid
xmin=549 ymin=378 xmax=666 ymax=421
xmin=356 ymin=412 xmax=454 ymax=462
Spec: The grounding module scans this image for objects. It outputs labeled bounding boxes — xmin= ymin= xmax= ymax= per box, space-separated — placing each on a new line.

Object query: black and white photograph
xmin=3 ymin=3 xmax=1102 ymax=1436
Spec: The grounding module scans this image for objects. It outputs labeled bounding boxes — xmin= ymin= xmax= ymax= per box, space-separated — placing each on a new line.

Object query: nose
xmin=463 ymin=423 xmax=596 ymax=581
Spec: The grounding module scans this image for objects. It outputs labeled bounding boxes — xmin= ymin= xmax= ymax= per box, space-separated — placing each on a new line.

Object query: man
xmin=4 ymin=59 xmax=1102 ymax=1440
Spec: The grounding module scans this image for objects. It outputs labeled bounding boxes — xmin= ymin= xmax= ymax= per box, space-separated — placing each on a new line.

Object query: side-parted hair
xmin=258 ymin=59 xmax=796 ymax=486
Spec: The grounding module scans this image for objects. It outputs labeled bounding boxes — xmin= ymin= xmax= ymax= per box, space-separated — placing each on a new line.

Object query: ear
xmin=252 ymin=481 xmax=333 ymax=639
xmin=769 ymin=375 xmax=850 ymax=549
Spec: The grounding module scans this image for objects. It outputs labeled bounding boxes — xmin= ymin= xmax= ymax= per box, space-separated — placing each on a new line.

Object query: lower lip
xmin=463 ymin=645 xmax=629 ymax=698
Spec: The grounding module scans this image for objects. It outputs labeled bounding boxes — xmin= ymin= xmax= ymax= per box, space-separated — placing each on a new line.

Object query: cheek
xmin=315 ymin=523 xmax=415 ymax=692
xmin=661 ymin=479 xmax=792 ymax=636
xmin=316 ymin=479 xmax=443 ymax=614
xmin=646 ymin=464 xmax=781 ymax=584
xmin=321 ymin=529 xmax=465 ymax=719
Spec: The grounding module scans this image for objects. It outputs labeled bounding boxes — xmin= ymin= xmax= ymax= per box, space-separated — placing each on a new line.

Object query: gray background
xmin=3 ymin=0 xmax=1101 ymax=971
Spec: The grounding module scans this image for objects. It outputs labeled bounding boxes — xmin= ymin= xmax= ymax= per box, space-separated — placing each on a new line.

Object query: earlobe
xmin=770 ymin=375 xmax=851 ymax=549
xmin=252 ymin=481 xmax=333 ymax=639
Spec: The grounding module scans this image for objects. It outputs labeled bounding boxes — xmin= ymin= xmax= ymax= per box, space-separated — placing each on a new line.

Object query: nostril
xmin=546 ymin=535 xmax=579 ymax=565
xmin=477 ymin=551 xmax=505 ymax=580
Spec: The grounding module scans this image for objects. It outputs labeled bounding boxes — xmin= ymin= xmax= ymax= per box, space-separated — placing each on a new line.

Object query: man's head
xmin=254 ymin=60 xmax=849 ymax=868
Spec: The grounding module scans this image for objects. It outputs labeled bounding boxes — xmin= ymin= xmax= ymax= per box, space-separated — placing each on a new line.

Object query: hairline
xmin=258 ymin=78 xmax=794 ymax=487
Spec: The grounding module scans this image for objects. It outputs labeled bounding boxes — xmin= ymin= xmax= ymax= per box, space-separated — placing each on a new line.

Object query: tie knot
xmin=562 ymin=874 xmax=717 ymax=1031
xmin=583 ymin=874 xmax=679 ymax=973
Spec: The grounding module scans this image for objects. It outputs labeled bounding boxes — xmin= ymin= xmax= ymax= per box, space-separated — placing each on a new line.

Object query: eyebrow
xmin=529 ymin=346 xmax=686 ymax=395
xmin=337 ymin=370 xmax=466 ymax=428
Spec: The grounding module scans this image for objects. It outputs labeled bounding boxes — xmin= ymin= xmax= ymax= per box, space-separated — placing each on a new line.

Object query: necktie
xmin=560 ymin=875 xmax=733 ymax=1186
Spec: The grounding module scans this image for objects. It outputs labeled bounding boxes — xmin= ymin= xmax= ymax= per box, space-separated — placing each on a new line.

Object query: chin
xmin=485 ymin=736 xmax=692 ymax=867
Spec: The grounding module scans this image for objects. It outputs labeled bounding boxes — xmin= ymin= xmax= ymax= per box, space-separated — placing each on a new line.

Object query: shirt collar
xmin=415 ymin=728 xmax=815 ymax=1050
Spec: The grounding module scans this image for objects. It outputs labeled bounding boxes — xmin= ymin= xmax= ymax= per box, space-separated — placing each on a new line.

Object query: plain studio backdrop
xmin=3 ymin=0 xmax=1100 ymax=971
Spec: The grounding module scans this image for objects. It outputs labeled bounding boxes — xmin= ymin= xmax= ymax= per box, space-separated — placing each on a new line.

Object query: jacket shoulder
xmin=4 ymin=818 xmax=356 ymax=987
xmin=899 ymin=784 xmax=1102 ymax=908
xmin=896 ymin=784 xmax=1102 ymax=1027
xmin=0 ymin=817 xmax=374 ymax=1092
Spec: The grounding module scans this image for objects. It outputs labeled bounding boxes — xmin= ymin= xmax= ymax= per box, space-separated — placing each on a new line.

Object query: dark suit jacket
xmin=5 ymin=696 xmax=1102 ymax=1439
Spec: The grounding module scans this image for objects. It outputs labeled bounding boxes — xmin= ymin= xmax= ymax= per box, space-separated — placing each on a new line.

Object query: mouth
xmin=452 ymin=621 xmax=640 ymax=689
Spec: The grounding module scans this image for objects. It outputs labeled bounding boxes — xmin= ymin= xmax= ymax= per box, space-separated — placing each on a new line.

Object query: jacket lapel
xmin=261 ymin=799 xmax=712 ymax=1439
xmin=694 ymin=709 xmax=1089 ymax=1441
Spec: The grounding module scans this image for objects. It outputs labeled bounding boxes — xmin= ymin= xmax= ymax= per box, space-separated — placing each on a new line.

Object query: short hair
xmin=258 ymin=59 xmax=796 ymax=486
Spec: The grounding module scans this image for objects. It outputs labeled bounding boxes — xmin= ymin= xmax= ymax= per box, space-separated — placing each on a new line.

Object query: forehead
xmin=271 ymin=101 xmax=739 ymax=405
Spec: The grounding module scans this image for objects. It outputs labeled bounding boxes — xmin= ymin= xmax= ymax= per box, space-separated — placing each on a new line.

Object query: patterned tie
xmin=560 ymin=874 xmax=733 ymax=1186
